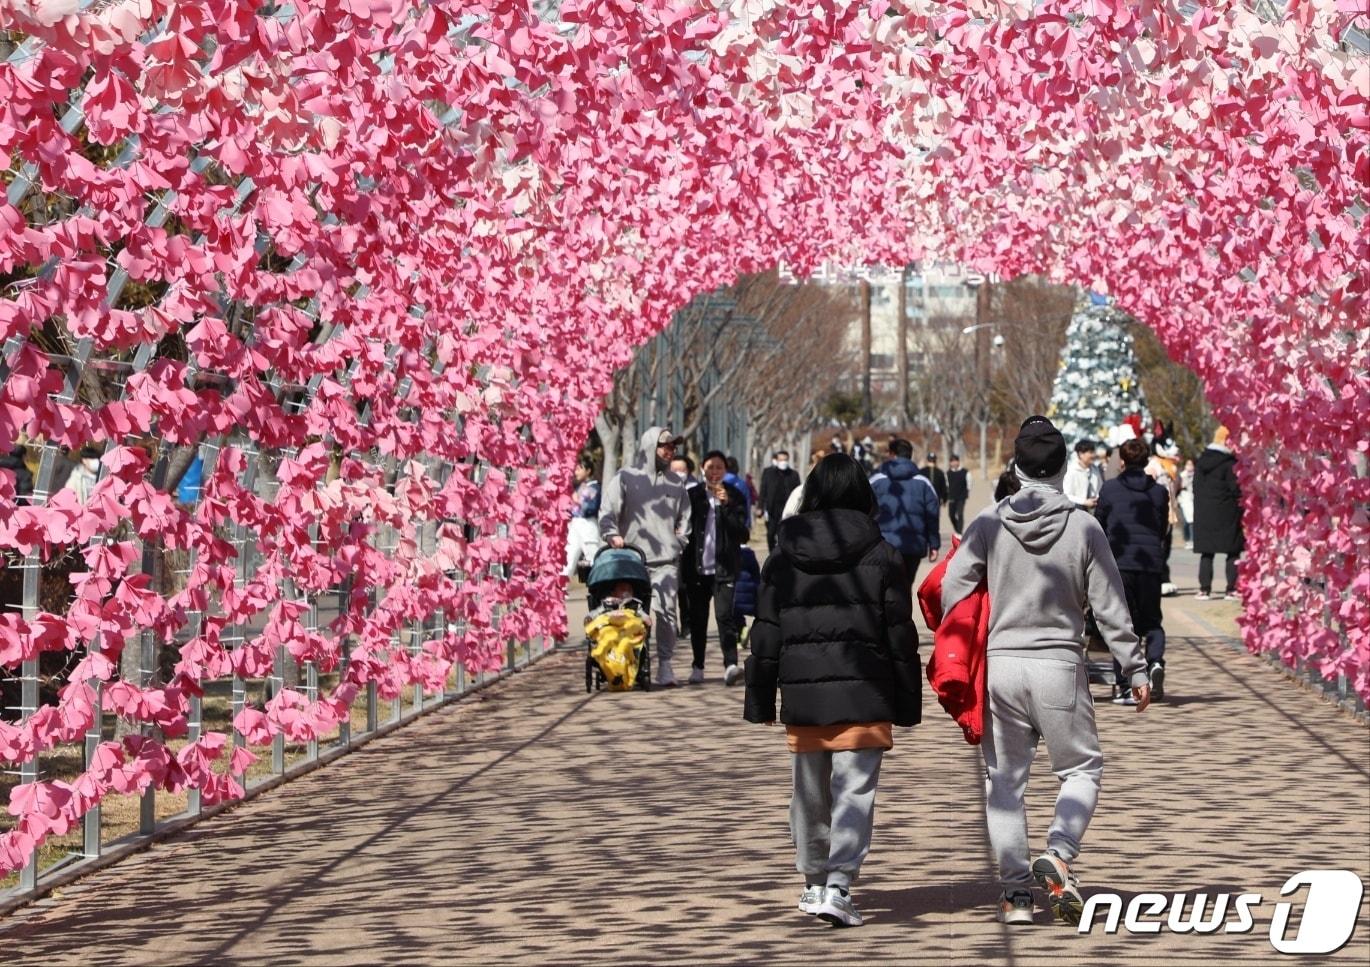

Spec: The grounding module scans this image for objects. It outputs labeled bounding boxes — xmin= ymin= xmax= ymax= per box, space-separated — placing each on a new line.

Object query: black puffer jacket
xmin=1096 ymin=468 xmax=1169 ymax=572
xmin=743 ymin=509 xmax=922 ymax=727
xmin=1193 ymin=447 xmax=1244 ymax=555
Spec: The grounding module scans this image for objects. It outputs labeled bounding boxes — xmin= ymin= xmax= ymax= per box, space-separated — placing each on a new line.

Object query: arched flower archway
xmin=0 ymin=0 xmax=1365 ymax=872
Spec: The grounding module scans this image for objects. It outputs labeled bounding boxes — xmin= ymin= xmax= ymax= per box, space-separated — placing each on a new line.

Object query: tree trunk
xmin=596 ymin=411 xmax=622 ymax=483
xmin=620 ymin=413 xmax=638 ymax=474
xmin=161 ymin=443 xmax=201 ymax=495
xmin=978 ymin=416 xmax=990 ymax=482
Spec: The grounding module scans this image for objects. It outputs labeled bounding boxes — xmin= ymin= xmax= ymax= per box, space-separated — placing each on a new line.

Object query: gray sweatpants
xmin=648 ymin=563 xmax=679 ymax=667
xmin=790 ymin=748 xmax=884 ymax=891
xmin=982 ymin=655 xmax=1103 ymax=891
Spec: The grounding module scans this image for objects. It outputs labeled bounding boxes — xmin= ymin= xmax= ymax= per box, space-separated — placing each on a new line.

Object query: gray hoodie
xmin=941 ymin=467 xmax=1147 ymax=687
xmin=598 ymin=426 xmax=691 ymax=567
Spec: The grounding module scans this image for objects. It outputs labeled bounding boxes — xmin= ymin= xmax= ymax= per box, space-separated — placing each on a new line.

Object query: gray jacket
xmin=941 ymin=467 xmax=1147 ymax=688
xmin=598 ymin=426 xmax=691 ymax=567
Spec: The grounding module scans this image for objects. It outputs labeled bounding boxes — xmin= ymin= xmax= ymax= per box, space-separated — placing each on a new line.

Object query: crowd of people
xmin=563 ymin=415 xmax=1245 ymax=928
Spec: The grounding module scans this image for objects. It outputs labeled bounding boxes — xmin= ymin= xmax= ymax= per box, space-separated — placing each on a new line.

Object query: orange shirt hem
xmin=786 ymin=723 xmax=893 ymax=753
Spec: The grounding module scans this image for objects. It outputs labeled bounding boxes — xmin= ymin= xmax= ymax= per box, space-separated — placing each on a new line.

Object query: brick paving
xmin=2 ymin=500 xmax=1366 ymax=966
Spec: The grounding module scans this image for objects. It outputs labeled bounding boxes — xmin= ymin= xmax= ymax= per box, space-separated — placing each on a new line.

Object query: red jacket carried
xmin=917 ymin=539 xmax=989 ymax=745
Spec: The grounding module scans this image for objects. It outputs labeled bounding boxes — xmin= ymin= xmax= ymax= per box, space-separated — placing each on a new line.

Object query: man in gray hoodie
xmin=599 ymin=426 xmax=692 ymax=687
xmin=941 ymin=415 xmax=1150 ymax=927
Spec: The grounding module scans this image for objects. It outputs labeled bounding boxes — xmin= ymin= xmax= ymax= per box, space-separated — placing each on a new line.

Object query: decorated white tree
xmin=1046 ymin=293 xmax=1149 ymax=446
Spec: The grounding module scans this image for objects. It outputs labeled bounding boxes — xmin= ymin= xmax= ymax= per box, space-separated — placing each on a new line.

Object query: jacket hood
xmin=778 ymin=509 xmax=883 ymax=572
xmin=1196 ymin=447 xmax=1235 ymax=473
xmin=1117 ymin=467 xmax=1157 ymax=492
xmin=998 ymin=482 xmax=1076 ymax=551
xmin=880 ymin=457 xmax=919 ymax=480
xmin=634 ymin=426 xmax=665 ymax=470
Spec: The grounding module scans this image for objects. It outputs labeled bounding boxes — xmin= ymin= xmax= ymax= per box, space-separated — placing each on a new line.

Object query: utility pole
xmin=860 ymin=279 xmax=873 ymax=425
xmin=897 ymin=266 xmax=910 ymax=425
xmin=975 ymin=279 xmax=993 ymax=479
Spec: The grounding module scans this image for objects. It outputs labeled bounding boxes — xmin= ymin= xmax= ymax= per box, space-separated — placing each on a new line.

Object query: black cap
xmin=1014 ymin=416 xmax=1067 ymax=479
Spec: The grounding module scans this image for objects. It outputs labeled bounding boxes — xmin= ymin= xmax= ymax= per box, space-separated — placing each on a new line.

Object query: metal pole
xmin=860 ymin=281 xmax=873 ymax=425
xmin=898 ymin=266 xmax=910 ymax=424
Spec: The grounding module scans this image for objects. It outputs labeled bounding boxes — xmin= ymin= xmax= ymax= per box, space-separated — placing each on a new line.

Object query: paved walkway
xmin=2 ymin=515 xmax=1367 ymax=964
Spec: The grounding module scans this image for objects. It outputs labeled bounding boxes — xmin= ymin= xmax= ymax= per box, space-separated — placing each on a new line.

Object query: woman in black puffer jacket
xmin=743 ymin=453 xmax=921 ymax=928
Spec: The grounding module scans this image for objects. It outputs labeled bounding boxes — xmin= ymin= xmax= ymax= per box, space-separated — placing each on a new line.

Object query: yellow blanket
xmin=586 ymin=610 xmax=648 ymax=690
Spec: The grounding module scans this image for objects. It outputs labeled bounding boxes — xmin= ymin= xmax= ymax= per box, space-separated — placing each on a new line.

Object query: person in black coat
xmin=1192 ymin=427 xmax=1244 ymax=600
xmin=681 ymin=450 xmax=751 ymax=685
xmin=1096 ymin=438 xmax=1171 ymax=701
xmin=918 ymin=452 xmax=948 ymax=503
xmin=759 ymin=451 xmax=801 ymax=552
xmin=743 ymin=453 xmax=921 ymax=927
xmin=1 ymin=446 xmax=34 ymax=503
xmin=946 ymin=453 xmax=970 ymax=535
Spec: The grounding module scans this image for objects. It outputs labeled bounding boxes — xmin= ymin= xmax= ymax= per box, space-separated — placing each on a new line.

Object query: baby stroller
xmin=584 ymin=545 xmax=653 ymax=692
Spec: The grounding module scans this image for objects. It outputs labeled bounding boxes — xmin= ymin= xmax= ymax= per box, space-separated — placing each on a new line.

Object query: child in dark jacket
xmin=1096 ymin=437 xmax=1171 ymax=701
xmin=743 ymin=453 xmax=922 ymax=928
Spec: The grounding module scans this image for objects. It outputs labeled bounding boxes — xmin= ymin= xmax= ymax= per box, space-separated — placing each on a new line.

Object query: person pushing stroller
xmin=599 ymin=426 xmax=691 ymax=687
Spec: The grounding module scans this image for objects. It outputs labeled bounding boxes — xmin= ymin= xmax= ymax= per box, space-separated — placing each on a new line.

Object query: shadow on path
xmin=2 ymin=632 xmax=1366 ymax=966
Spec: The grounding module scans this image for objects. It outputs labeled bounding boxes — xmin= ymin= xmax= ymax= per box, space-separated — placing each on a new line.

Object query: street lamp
xmin=961 ymin=322 xmax=1006 ymax=346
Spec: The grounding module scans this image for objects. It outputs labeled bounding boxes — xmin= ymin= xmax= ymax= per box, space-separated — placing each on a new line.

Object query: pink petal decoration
xmin=0 ymin=0 xmax=1365 ymax=873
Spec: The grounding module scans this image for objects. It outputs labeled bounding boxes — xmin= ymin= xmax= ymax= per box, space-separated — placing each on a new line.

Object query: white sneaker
xmin=1160 ymin=582 xmax=1178 ymax=596
xmin=998 ymin=890 xmax=1036 ymax=925
xmin=724 ymin=664 xmax=742 ymax=686
xmin=657 ymin=663 xmax=678 ymax=688
xmin=687 ymin=666 xmax=704 ymax=685
xmin=798 ymin=884 xmax=826 ymax=915
xmin=815 ymin=887 xmax=863 ymax=927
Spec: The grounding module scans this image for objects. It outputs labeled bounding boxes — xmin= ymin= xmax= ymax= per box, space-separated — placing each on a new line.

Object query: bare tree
xmin=734 ymin=274 xmax=855 ymax=464
xmin=595 ymin=349 xmax=649 ymax=482
xmin=594 ymin=269 xmax=855 ymax=479
xmin=987 ymin=276 xmax=1075 ymax=423
xmin=910 ymin=319 xmax=981 ymax=466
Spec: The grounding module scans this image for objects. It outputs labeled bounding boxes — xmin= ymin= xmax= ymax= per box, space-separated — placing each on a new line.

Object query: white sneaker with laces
xmin=815 ymin=888 xmax=863 ymax=927
xmin=656 ymin=662 xmax=678 ymax=688
xmin=724 ymin=664 xmax=742 ymax=686
xmin=798 ymin=884 xmax=826 ymax=915
xmin=688 ymin=666 xmax=704 ymax=685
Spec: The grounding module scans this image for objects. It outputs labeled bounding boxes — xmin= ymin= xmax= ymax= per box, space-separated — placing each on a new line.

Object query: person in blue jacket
xmin=869 ymin=438 xmax=940 ymax=585
xmin=732 ymin=544 xmax=761 ymax=647
xmin=176 ymin=454 xmax=204 ymax=506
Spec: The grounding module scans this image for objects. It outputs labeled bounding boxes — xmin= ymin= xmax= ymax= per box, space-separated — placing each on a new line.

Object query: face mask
xmin=775 ymin=461 xmax=789 ymax=471
xmin=82 ymin=459 xmax=100 ymax=473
